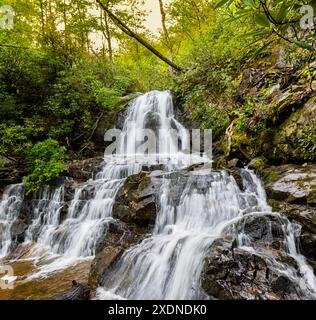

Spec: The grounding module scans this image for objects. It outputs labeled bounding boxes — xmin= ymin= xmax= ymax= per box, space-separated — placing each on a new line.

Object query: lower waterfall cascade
xmin=1 ymin=90 xmax=316 ymax=300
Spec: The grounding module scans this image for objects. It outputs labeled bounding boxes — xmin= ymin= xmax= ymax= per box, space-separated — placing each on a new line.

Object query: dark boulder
xmin=89 ymin=246 xmax=123 ymax=291
xmin=201 ymin=238 xmax=302 ymax=300
xmin=201 ymin=214 xmax=307 ymax=300
xmin=10 ymin=219 xmax=28 ymax=244
xmin=67 ymin=157 xmax=104 ymax=181
xmin=113 ymin=172 xmax=163 ymax=226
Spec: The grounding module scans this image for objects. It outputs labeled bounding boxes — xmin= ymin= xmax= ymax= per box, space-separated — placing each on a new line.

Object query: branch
xmin=95 ymin=0 xmax=183 ymax=72
xmin=260 ymin=1 xmax=299 ymax=26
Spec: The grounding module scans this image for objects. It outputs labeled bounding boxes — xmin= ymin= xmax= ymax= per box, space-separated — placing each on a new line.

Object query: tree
xmin=158 ymin=0 xmax=174 ymax=63
xmin=215 ymin=0 xmax=316 ymax=52
xmin=96 ymin=0 xmax=183 ymax=71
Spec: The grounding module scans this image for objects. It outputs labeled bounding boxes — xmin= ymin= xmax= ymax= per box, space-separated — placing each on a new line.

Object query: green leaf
xmin=240 ymin=30 xmax=270 ymax=38
xmin=243 ymin=0 xmax=255 ymax=6
xmin=293 ymin=41 xmax=315 ymax=52
xmin=215 ymin=0 xmax=233 ymax=9
xmin=254 ymin=13 xmax=270 ymax=28
xmin=276 ymin=3 xmax=287 ymax=22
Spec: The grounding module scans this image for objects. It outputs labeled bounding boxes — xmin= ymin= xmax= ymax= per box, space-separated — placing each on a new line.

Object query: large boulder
xmin=89 ymin=220 xmax=150 ymax=291
xmin=112 ymin=171 xmax=163 ymax=226
xmin=67 ymin=157 xmax=103 ymax=181
xmin=262 ymin=164 xmax=316 ymax=265
xmin=201 ymin=239 xmax=300 ymax=300
xmin=89 ymin=246 xmax=123 ymax=291
xmin=201 ymin=214 xmax=307 ymax=300
xmin=263 ymin=164 xmax=316 ymax=205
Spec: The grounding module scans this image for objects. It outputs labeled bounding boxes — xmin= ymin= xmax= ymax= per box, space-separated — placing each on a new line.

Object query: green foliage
xmin=236 ymin=104 xmax=255 ymax=133
xmin=0 ymin=123 xmax=32 ymax=159
xmin=299 ymin=125 xmax=316 ymax=161
xmin=24 ymin=139 xmax=68 ymax=193
xmin=217 ymin=0 xmax=316 ymax=52
xmin=95 ymin=85 xmax=122 ymax=110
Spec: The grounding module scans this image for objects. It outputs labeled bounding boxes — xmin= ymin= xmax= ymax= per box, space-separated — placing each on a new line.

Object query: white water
xmin=0 ymin=90 xmax=316 ymax=299
xmin=96 ymin=169 xmax=316 ymax=300
xmin=0 ymin=185 xmax=24 ymax=258
xmin=11 ymin=90 xmax=205 ymax=277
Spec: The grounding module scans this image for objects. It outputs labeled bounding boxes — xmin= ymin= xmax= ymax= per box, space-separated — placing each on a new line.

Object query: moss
xmin=276 ymin=256 xmax=299 ymax=270
xmin=263 ymin=169 xmax=282 ymax=186
xmin=268 ymin=199 xmax=282 ymax=212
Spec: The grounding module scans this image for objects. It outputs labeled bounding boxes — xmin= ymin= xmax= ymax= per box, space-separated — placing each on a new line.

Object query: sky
xmin=90 ymin=0 xmax=168 ymax=50
xmin=143 ymin=0 xmax=162 ymax=32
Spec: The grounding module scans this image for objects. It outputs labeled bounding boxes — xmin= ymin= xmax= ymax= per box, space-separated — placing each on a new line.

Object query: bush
xmin=24 ymin=139 xmax=68 ymax=193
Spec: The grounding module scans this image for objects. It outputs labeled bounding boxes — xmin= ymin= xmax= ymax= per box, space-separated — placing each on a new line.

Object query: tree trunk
xmin=104 ymin=13 xmax=113 ymax=61
xmin=96 ymin=0 xmax=182 ymax=72
xmin=158 ymin=0 xmax=173 ymax=62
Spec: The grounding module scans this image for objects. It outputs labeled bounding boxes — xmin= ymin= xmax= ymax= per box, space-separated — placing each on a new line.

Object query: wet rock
xmin=67 ymin=157 xmax=103 ymax=181
xmin=300 ymin=232 xmax=316 ymax=262
xmin=271 ymin=276 xmax=297 ymax=295
xmin=141 ymin=164 xmax=165 ymax=172
xmin=201 ymin=238 xmax=302 ymax=300
xmin=113 ymin=172 xmax=163 ymax=226
xmin=227 ymin=214 xmax=286 ymax=249
xmin=54 ymin=281 xmax=91 ymax=300
xmin=89 ymin=220 xmax=150 ymax=291
xmin=201 ymin=212 xmax=308 ymax=300
xmin=248 ymin=157 xmax=268 ymax=174
xmin=144 ymin=112 xmax=162 ymax=130
xmin=228 ymin=168 xmax=244 ymax=191
xmin=263 ymin=164 xmax=316 ymax=204
xmin=269 ymin=202 xmax=316 ymax=262
xmin=227 ymin=159 xmax=244 ymax=169
xmin=10 ymin=219 xmax=28 ymax=244
xmin=89 ymin=247 xmax=123 ymax=291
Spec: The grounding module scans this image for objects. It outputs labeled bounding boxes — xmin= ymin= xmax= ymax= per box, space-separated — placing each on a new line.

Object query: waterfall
xmin=0 ymin=90 xmax=315 ymax=299
xmin=3 ymin=90 xmax=204 ymax=277
xmin=0 ymin=185 xmax=24 ymax=258
xmin=96 ymin=169 xmax=316 ymax=300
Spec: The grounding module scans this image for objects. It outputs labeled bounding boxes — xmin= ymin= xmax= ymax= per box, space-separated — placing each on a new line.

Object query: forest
xmin=1 ymin=0 xmax=316 ymax=302
xmin=0 ymin=0 xmax=314 ymax=191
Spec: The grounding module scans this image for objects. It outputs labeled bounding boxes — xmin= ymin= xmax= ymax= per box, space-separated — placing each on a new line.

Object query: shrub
xmin=24 ymin=139 xmax=68 ymax=193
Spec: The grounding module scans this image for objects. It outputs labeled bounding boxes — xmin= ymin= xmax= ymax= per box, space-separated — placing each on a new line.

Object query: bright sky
xmin=143 ymin=0 xmax=162 ymax=32
xmin=90 ymin=0 xmax=168 ymax=50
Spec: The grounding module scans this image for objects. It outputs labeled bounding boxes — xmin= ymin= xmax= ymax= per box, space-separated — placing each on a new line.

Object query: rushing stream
xmin=1 ymin=90 xmax=316 ymax=299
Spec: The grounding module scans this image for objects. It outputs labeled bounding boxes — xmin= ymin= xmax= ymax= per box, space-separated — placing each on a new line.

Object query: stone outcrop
xmin=112 ymin=171 xmax=163 ymax=226
xmin=262 ymin=164 xmax=316 ymax=266
xmin=224 ymin=65 xmax=316 ymax=164
xmin=67 ymin=157 xmax=104 ymax=181
xmin=201 ymin=214 xmax=307 ymax=300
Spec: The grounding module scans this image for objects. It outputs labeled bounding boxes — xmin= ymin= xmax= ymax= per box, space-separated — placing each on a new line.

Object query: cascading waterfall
xmin=0 ymin=90 xmax=315 ymax=299
xmin=96 ymin=169 xmax=316 ymax=300
xmin=3 ymin=90 xmax=202 ymax=277
xmin=0 ymin=185 xmax=24 ymax=258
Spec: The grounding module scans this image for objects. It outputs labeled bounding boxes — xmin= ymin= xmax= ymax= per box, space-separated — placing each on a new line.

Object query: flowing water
xmin=96 ymin=169 xmax=316 ymax=300
xmin=0 ymin=90 xmax=316 ymax=299
xmin=0 ymin=185 xmax=24 ymax=258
